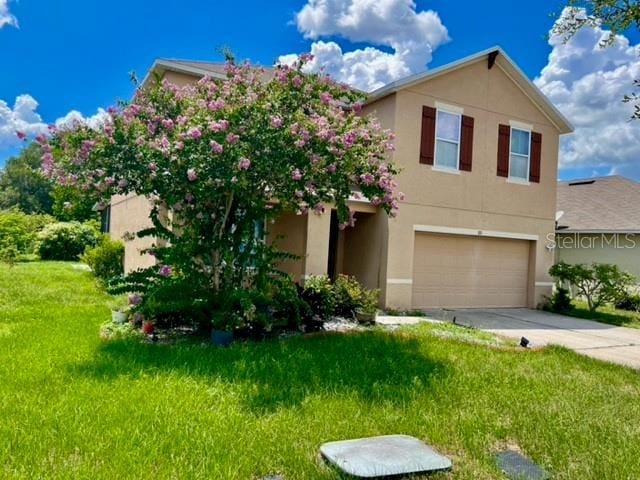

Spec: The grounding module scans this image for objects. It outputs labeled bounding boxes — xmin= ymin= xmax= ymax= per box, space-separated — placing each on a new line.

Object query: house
xmin=109 ymin=47 xmax=573 ymax=309
xmin=555 ymin=176 xmax=640 ymax=281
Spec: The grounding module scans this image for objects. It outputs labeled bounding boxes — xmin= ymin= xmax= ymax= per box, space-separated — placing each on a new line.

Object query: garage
xmin=412 ymin=233 xmax=531 ymax=308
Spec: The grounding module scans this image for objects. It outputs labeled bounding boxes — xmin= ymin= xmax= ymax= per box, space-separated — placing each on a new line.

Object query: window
xmin=509 ymin=128 xmax=530 ymax=181
xmin=435 ymin=109 xmax=461 ymax=170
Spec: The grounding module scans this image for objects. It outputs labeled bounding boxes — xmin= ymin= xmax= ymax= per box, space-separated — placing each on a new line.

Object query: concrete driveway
xmin=423 ymin=308 xmax=640 ymax=369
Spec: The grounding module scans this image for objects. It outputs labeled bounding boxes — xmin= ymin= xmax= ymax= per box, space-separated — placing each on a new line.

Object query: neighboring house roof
xmin=367 ymin=46 xmax=573 ymax=135
xmin=143 ymin=58 xmax=276 ymax=85
xmin=144 ymin=46 xmax=573 ymax=135
xmin=556 ymin=176 xmax=640 ymax=233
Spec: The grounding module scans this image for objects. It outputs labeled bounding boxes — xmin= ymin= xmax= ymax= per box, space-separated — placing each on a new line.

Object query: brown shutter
xmin=420 ymin=106 xmax=436 ymax=165
xmin=459 ymin=115 xmax=474 ymax=171
xmin=497 ymin=124 xmax=510 ymax=177
xmin=529 ymin=132 xmax=542 ymax=183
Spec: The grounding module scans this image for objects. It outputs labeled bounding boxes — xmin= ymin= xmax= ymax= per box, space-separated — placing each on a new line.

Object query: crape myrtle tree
xmin=40 ymin=55 xmax=401 ymax=330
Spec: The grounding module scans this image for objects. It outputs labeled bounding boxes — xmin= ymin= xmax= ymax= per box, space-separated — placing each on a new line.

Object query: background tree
xmin=0 ymin=143 xmax=53 ymax=214
xmin=553 ymin=1 xmax=640 ymax=118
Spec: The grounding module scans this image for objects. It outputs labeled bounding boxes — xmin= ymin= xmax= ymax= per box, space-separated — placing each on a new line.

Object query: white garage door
xmin=412 ymin=233 xmax=530 ymax=308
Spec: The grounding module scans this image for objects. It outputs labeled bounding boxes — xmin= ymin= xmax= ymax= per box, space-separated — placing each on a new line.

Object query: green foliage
xmin=51 ymin=184 xmax=99 ymax=222
xmin=549 ymin=261 xmax=636 ymax=311
xmin=615 ymin=292 xmax=640 ymax=312
xmin=81 ymin=236 xmax=124 ymax=281
xmin=0 ymin=209 xmax=54 ymax=265
xmin=0 ymin=143 xmax=53 ymax=214
xmin=300 ymin=274 xmax=379 ymax=321
xmin=37 ymin=221 xmax=100 ymax=260
xmin=333 ymin=274 xmax=379 ymax=317
xmin=300 ymin=275 xmax=336 ymax=320
xmin=543 ymin=286 xmax=574 ymax=314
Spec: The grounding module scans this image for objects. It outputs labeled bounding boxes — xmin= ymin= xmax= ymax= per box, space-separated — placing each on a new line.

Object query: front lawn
xmin=2 ymin=262 xmax=640 ymax=479
xmin=568 ymin=300 xmax=640 ymax=329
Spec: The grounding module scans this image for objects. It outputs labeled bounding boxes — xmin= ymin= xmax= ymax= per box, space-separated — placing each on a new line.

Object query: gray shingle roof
xmin=557 ymin=176 xmax=640 ymax=232
xmin=154 ymin=59 xmax=276 ymax=82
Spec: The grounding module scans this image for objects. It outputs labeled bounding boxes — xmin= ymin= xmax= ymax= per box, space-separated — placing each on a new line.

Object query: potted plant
xmin=355 ymin=288 xmax=380 ymax=325
xmin=108 ymin=296 xmax=129 ymax=324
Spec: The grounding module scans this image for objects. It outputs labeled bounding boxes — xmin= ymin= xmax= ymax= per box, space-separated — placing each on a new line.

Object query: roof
xmin=142 ymin=58 xmax=275 ymax=86
xmin=144 ymin=47 xmax=573 ymax=134
xmin=366 ymin=46 xmax=574 ymax=135
xmin=556 ymin=176 xmax=640 ymax=233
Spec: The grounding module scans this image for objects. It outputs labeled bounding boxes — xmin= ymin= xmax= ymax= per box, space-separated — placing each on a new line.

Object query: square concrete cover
xmin=320 ymin=434 xmax=452 ymax=478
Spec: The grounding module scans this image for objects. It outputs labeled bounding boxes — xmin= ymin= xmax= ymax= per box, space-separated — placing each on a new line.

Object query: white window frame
xmin=508 ymin=125 xmax=531 ymax=184
xmin=433 ymin=105 xmax=462 ymax=173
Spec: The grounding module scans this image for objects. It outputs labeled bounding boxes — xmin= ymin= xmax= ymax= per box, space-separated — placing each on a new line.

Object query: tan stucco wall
xmin=556 ymin=233 xmax=640 ymax=282
xmin=267 ymin=213 xmax=307 ymax=280
xmin=339 ymin=211 xmax=388 ymax=291
xmin=364 ymin=60 xmax=561 ymax=308
xmin=110 ymin=194 xmax=157 ymax=272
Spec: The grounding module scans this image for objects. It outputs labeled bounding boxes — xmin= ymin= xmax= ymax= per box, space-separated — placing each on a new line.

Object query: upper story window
xmin=509 ymin=128 xmax=531 ymax=181
xmin=434 ymin=109 xmax=461 ymax=170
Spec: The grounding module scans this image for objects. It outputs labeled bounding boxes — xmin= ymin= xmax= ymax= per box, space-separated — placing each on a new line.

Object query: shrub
xmin=300 ymin=275 xmax=335 ymax=320
xmin=543 ymin=286 xmax=573 ymax=313
xmin=333 ymin=274 xmax=379 ymax=318
xmin=0 ymin=209 xmax=54 ymax=262
xmin=81 ymin=236 xmax=124 ymax=281
xmin=549 ymin=261 xmax=635 ymax=312
xmin=615 ymin=292 xmax=640 ymax=312
xmin=38 ymin=221 xmax=100 ymax=260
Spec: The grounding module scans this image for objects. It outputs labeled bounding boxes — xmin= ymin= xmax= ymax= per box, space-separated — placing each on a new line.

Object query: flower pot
xmin=142 ymin=321 xmax=155 ymax=335
xmin=355 ymin=309 xmax=376 ymax=325
xmin=111 ymin=310 xmax=128 ymax=324
xmin=211 ymin=329 xmax=234 ymax=347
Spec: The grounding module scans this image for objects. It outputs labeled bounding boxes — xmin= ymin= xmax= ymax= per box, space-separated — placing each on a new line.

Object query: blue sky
xmin=1 ymin=0 xmax=638 ymax=179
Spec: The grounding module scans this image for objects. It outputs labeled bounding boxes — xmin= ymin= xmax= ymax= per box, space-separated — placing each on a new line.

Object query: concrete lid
xmin=320 ymin=434 xmax=452 ymax=478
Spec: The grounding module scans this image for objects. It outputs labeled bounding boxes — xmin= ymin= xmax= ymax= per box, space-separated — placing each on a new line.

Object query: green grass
xmin=567 ymin=300 xmax=640 ymax=329
xmin=2 ymin=262 xmax=640 ymax=479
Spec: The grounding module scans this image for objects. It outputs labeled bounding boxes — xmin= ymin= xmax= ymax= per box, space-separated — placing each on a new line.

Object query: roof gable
xmin=366 ymin=47 xmax=573 ymax=135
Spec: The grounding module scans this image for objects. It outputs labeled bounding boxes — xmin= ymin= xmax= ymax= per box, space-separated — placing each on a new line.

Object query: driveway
xmin=422 ymin=308 xmax=640 ymax=369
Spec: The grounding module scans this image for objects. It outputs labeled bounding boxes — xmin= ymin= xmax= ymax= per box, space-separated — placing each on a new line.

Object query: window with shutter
xmin=509 ymin=127 xmax=531 ymax=182
xmin=419 ymin=106 xmax=436 ymax=165
xmin=497 ymin=124 xmax=510 ymax=177
xmin=529 ymin=132 xmax=542 ymax=183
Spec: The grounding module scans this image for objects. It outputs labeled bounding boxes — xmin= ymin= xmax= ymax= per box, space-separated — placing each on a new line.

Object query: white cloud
xmin=535 ymin=7 xmax=640 ymax=178
xmin=279 ymin=0 xmax=449 ymax=91
xmin=0 ymin=94 xmax=109 ymax=150
xmin=0 ymin=0 xmax=18 ymax=29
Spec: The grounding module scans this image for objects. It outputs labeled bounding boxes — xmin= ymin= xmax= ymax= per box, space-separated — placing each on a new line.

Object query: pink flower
xmin=208 ymin=119 xmax=229 ymax=132
xmin=208 ymin=99 xmax=225 ymax=111
xmin=187 ymin=168 xmax=197 ymax=181
xmin=16 ymin=131 xmax=26 ymax=140
xmin=161 ymin=118 xmax=174 ymax=129
xmin=187 ymin=127 xmax=202 ymax=139
xmin=326 ymin=164 xmax=336 ymax=173
xmin=226 ymin=133 xmax=239 ymax=144
xmin=158 ymin=265 xmax=173 ymax=277
xmin=118 ymin=179 xmax=129 ymax=189
xmin=313 ymin=203 xmax=325 ymax=214
xmin=291 ymin=169 xmax=302 ymax=181
xmin=148 ymin=162 xmax=158 ymax=172
xmin=210 ymin=140 xmax=223 ymax=154
xmin=269 ymin=115 xmax=283 ymax=128
xmin=320 ymin=92 xmax=333 ymax=104
xmin=238 ymin=157 xmax=251 ymax=170
xmin=359 ymin=173 xmax=375 ymax=185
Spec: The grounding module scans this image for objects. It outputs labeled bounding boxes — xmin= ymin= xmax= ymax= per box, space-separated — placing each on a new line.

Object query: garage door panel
xmin=412 ymin=233 xmax=530 ymax=308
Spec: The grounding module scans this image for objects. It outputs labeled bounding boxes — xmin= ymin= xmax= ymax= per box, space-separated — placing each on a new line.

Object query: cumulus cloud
xmin=279 ymin=0 xmax=449 ymax=91
xmin=0 ymin=0 xmax=17 ymax=29
xmin=535 ymin=7 xmax=640 ymax=178
xmin=0 ymin=94 xmax=109 ymax=150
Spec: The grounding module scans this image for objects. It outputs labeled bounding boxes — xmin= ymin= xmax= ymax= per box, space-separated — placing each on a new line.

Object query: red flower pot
xmin=142 ymin=321 xmax=155 ymax=335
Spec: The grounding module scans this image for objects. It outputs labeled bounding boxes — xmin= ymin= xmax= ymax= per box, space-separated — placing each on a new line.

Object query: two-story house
xmin=109 ymin=47 xmax=573 ymax=310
